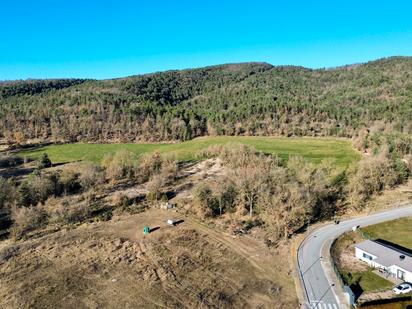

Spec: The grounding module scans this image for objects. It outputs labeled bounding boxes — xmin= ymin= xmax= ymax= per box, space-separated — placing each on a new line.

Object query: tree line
xmin=1 ymin=57 xmax=412 ymax=143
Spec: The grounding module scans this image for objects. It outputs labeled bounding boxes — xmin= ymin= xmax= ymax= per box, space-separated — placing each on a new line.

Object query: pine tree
xmin=38 ymin=153 xmax=52 ymax=169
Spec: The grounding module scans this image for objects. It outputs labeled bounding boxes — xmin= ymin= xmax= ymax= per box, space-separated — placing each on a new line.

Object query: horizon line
xmin=1 ymin=55 xmax=410 ymax=82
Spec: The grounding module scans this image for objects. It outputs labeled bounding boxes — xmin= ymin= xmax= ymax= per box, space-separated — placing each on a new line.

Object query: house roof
xmin=355 ymin=240 xmax=412 ymax=273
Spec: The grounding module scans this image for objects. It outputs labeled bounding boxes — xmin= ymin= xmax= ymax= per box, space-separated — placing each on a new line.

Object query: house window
xmin=397 ymin=269 xmax=406 ymax=280
xmin=362 ymin=252 xmax=373 ymax=260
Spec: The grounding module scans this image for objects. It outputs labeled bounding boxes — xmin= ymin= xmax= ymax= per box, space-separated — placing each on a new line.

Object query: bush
xmin=146 ymin=174 xmax=166 ymax=202
xmin=102 ymin=150 xmax=137 ymax=180
xmin=392 ymin=159 xmax=409 ymax=184
xmin=112 ymin=192 xmax=130 ymax=208
xmin=17 ymin=172 xmax=56 ymax=207
xmin=38 ymin=153 xmax=52 ymax=169
xmin=159 ymin=158 xmax=178 ymax=182
xmin=11 ymin=205 xmax=47 ymax=238
xmin=48 ymin=198 xmax=91 ymax=224
xmin=78 ymin=163 xmax=104 ymax=190
xmin=0 ymin=155 xmax=23 ymax=168
xmin=60 ymin=170 xmax=81 ymax=194
xmin=138 ymin=152 xmax=164 ymax=181
xmin=404 ymin=154 xmax=412 ymax=173
xmin=0 ymin=177 xmax=14 ymax=210
xmin=194 ymin=183 xmax=219 ymax=217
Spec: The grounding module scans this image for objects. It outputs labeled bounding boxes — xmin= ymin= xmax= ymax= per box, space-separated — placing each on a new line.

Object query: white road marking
xmin=308 ymin=301 xmax=339 ymax=309
xmin=309 ymin=302 xmax=337 ymax=309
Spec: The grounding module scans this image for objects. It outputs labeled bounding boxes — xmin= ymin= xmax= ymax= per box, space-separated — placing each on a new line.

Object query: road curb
xmin=293 ymin=221 xmax=332 ymax=308
xmin=321 ymin=238 xmax=349 ymax=308
xmin=291 ymin=233 xmax=307 ymax=308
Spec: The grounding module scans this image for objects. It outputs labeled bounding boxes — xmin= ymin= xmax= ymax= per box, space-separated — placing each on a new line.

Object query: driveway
xmin=297 ymin=204 xmax=412 ymax=309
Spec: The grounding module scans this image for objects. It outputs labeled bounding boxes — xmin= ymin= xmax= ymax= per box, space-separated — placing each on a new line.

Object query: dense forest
xmin=1 ymin=57 xmax=412 ymax=143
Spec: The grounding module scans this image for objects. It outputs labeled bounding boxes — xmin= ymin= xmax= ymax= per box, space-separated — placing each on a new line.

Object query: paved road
xmin=297 ymin=204 xmax=412 ymax=309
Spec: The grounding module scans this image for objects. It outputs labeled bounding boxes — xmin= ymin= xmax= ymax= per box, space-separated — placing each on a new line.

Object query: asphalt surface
xmin=297 ymin=204 xmax=412 ymax=309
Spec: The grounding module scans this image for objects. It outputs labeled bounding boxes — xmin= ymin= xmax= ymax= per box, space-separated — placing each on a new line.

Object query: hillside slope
xmin=1 ymin=57 xmax=412 ymax=142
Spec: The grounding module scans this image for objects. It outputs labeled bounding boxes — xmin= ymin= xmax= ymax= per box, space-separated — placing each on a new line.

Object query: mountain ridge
xmin=1 ymin=56 xmax=412 ymax=143
xmin=3 ymin=56 xmax=412 ymax=83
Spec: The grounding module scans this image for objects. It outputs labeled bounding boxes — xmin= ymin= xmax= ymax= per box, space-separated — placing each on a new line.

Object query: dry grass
xmin=0 ymin=209 xmax=297 ymax=308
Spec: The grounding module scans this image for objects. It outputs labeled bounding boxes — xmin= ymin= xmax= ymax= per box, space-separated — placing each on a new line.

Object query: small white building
xmin=160 ymin=202 xmax=174 ymax=210
xmin=355 ymin=240 xmax=412 ymax=282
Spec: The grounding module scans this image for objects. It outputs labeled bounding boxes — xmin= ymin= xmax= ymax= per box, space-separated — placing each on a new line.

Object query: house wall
xmin=356 ymin=247 xmax=412 ymax=281
xmin=355 ymin=248 xmax=385 ymax=269
xmin=406 ymin=271 xmax=412 ymax=282
xmin=390 ymin=265 xmax=412 ymax=282
xmin=355 ymin=248 xmax=377 ymax=265
xmin=405 ymin=270 xmax=412 ymax=282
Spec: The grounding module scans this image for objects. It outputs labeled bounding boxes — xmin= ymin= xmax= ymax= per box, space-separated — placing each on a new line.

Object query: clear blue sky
xmin=1 ymin=0 xmax=412 ymax=80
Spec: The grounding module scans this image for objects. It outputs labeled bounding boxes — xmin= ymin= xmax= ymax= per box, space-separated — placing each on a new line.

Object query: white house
xmin=355 ymin=240 xmax=412 ymax=282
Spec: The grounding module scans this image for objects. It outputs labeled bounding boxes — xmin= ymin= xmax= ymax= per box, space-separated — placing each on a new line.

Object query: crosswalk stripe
xmin=308 ymin=301 xmax=339 ymax=309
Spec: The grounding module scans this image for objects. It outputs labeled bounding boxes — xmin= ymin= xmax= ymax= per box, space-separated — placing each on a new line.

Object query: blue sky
xmin=1 ymin=0 xmax=412 ymax=79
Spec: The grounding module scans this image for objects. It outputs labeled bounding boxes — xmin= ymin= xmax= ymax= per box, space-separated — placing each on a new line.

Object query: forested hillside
xmin=1 ymin=57 xmax=412 ymax=143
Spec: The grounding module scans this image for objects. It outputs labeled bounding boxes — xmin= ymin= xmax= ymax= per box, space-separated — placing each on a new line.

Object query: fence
xmin=330 ymin=238 xmax=357 ymax=308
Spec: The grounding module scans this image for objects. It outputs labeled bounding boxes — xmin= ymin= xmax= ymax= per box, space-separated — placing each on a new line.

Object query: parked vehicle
xmin=393 ymin=283 xmax=412 ymax=294
xmin=352 ymin=225 xmax=360 ymax=231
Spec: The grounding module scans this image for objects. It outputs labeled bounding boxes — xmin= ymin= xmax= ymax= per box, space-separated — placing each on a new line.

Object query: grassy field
xmin=344 ymin=270 xmax=393 ymax=292
xmin=16 ymin=136 xmax=360 ymax=168
xmin=361 ymin=217 xmax=412 ymax=249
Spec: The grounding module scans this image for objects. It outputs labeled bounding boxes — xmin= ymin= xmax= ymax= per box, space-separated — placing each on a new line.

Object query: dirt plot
xmin=0 ymin=209 xmax=297 ymax=308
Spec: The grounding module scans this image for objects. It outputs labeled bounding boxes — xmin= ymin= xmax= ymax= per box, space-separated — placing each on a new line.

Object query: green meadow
xmin=361 ymin=217 xmax=412 ymax=250
xmin=17 ymin=136 xmax=360 ymax=168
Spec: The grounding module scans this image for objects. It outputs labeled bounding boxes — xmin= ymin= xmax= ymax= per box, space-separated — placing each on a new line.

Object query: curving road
xmin=297 ymin=204 xmax=412 ymax=309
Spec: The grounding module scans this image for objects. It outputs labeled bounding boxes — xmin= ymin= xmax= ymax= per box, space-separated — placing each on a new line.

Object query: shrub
xmin=48 ymin=198 xmax=91 ymax=224
xmin=60 ymin=170 xmax=81 ymax=194
xmin=111 ymin=192 xmax=131 ymax=210
xmin=0 ymin=177 xmax=14 ymax=210
xmin=0 ymin=155 xmax=23 ymax=168
xmin=17 ymin=173 xmax=55 ymax=207
xmin=194 ymin=183 xmax=219 ymax=217
xmin=11 ymin=205 xmax=47 ymax=238
xmin=38 ymin=153 xmax=52 ymax=169
xmin=392 ymin=158 xmax=409 ymax=184
xmin=404 ymin=154 xmax=412 ymax=172
xmin=17 ymin=180 xmax=33 ymax=207
xmin=78 ymin=163 xmax=104 ymax=190
xmin=146 ymin=174 xmax=167 ymax=202
xmin=102 ymin=150 xmax=137 ymax=180
xmin=138 ymin=151 xmax=163 ymax=181
xmin=159 ymin=159 xmax=178 ymax=182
